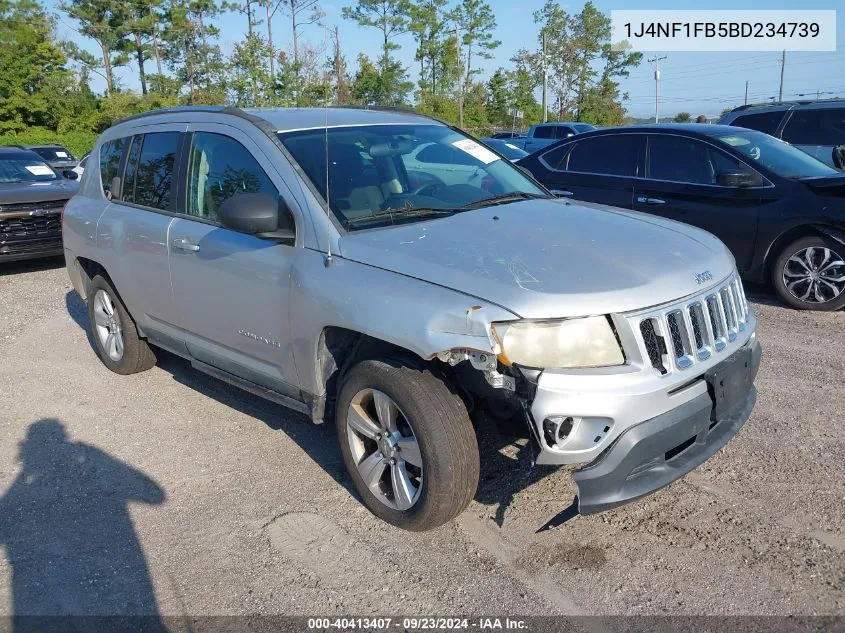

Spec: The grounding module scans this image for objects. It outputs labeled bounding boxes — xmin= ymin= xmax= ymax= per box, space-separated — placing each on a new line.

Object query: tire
xmin=336 ymin=359 xmax=479 ymax=531
xmin=772 ymin=236 xmax=845 ymax=311
xmin=87 ymin=275 xmax=156 ymax=374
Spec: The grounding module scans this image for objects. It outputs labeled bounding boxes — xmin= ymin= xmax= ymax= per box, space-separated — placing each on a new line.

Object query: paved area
xmin=0 ymin=257 xmax=843 ymax=617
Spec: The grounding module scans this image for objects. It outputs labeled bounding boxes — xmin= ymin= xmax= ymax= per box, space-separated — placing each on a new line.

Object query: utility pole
xmin=744 ymin=80 xmax=748 ymax=105
xmin=456 ymin=23 xmax=463 ymax=129
xmin=541 ymin=31 xmax=548 ymax=123
xmin=648 ymin=55 xmax=667 ymax=123
xmin=778 ymin=50 xmax=786 ymax=103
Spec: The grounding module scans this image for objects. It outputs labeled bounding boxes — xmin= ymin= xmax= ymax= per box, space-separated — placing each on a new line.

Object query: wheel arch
xmin=762 ymin=224 xmax=845 ymax=282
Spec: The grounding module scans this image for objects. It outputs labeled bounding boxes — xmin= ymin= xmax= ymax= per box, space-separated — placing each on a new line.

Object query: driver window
xmin=186 ymin=132 xmax=282 ymax=224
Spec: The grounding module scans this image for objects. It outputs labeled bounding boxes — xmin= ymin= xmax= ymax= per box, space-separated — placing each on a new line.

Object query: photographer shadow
xmin=0 ymin=419 xmax=167 ymax=633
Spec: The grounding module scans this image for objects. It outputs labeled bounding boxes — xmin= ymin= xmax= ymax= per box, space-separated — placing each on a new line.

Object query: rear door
xmin=536 ymin=133 xmax=642 ymax=208
xmin=780 ymin=107 xmax=845 ymax=167
xmin=167 ymin=123 xmax=301 ymax=397
xmin=96 ymin=127 xmax=186 ymax=349
xmin=634 ymin=134 xmax=764 ymax=272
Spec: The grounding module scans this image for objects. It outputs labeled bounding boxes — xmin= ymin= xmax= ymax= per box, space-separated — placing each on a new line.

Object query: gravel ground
xmin=0 ymin=259 xmax=843 ymax=618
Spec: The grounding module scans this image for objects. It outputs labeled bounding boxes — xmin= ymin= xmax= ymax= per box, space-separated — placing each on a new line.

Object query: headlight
xmin=491 ymin=316 xmax=624 ymax=369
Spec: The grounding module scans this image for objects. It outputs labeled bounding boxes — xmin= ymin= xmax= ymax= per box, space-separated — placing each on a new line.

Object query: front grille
xmin=635 ymin=273 xmax=750 ymax=373
xmin=0 ymin=213 xmax=62 ymax=244
xmin=0 ymin=199 xmax=65 ymax=213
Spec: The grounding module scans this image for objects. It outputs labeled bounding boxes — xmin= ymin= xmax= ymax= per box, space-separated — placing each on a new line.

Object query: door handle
xmin=172 ymin=238 xmax=200 ymax=252
xmin=550 ymin=189 xmax=574 ymax=197
xmin=636 ymin=195 xmax=666 ymax=205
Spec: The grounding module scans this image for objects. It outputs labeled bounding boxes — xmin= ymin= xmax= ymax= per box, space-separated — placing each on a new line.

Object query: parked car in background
xmin=0 ymin=147 xmax=78 ymax=262
xmin=720 ymin=99 xmax=845 ymax=168
xmin=64 ymin=106 xmax=759 ymax=531
xmin=489 ymin=131 xmax=523 ymax=140
xmin=509 ymin=122 xmax=596 ymax=153
xmin=23 ymin=145 xmax=79 ymax=173
xmin=518 ymin=124 xmax=845 ymax=310
xmin=72 ymin=153 xmax=90 ymax=178
xmin=479 ymin=138 xmax=528 ymax=162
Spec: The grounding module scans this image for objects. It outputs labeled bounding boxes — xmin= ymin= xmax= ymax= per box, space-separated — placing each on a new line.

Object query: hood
xmin=0 ymin=179 xmax=78 ymax=207
xmin=339 ymin=199 xmax=735 ymax=319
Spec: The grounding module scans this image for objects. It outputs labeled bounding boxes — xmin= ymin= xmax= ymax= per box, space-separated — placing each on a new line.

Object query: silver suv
xmin=63 ymin=106 xmax=761 ymax=531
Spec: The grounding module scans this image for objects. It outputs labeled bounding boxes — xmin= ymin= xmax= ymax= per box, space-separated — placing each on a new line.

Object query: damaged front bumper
xmin=527 ymin=336 xmax=761 ymax=515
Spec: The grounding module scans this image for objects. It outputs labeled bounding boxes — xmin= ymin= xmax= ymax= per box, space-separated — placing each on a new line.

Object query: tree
xmin=59 ymin=0 xmax=129 ymax=94
xmin=160 ymin=0 xmax=227 ymax=103
xmin=328 ymin=26 xmax=350 ymax=105
xmin=0 ymin=0 xmax=75 ymax=131
xmin=119 ymin=0 xmax=165 ymax=95
xmin=350 ymin=53 xmax=410 ymax=106
xmin=229 ymin=31 xmax=272 ymax=106
xmin=278 ymin=0 xmax=323 ymax=68
xmin=342 ymin=0 xmax=410 ymax=71
xmin=486 ymin=68 xmax=510 ymax=129
xmin=674 ymin=111 xmax=691 ymax=123
xmin=409 ymin=0 xmax=451 ymax=99
xmin=449 ymin=0 xmax=499 ymax=94
xmin=533 ymin=0 xmax=575 ymax=120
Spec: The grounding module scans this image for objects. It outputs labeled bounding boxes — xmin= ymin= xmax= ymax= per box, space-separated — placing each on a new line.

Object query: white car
xmin=72 ymin=154 xmax=89 ymax=178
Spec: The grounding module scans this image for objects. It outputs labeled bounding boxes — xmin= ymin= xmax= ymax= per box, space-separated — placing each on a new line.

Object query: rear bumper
xmin=573 ymin=338 xmax=761 ymax=514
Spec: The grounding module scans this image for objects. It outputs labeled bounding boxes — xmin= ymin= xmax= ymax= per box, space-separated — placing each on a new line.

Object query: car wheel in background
xmin=87 ymin=275 xmax=157 ymax=374
xmin=772 ymin=236 xmax=845 ymax=311
xmin=336 ymin=359 xmax=479 ymax=531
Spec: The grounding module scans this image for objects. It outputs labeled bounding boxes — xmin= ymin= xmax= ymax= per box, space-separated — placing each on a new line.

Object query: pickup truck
xmin=509 ymin=122 xmax=596 ymax=154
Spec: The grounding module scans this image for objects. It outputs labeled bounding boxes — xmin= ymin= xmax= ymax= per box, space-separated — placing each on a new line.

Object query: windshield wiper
xmin=346 ymin=206 xmax=457 ymax=228
xmin=459 ymin=191 xmax=549 ymax=210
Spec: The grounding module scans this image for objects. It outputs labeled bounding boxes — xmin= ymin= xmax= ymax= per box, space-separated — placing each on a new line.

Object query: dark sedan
xmin=479 ymin=138 xmax=528 ymax=162
xmin=0 ymin=147 xmax=78 ymax=262
xmin=518 ymin=125 xmax=845 ymax=310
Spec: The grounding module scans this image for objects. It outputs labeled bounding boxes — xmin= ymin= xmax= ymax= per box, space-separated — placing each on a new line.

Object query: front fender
xmin=289 ymin=248 xmax=518 ymax=396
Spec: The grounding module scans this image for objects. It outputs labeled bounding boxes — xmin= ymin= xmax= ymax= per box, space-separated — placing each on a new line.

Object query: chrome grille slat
xmin=635 ymin=273 xmax=750 ymax=373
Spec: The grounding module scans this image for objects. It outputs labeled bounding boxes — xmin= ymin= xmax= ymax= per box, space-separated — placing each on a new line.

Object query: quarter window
xmin=781 ymin=108 xmax=845 ymax=146
xmin=566 ymin=136 xmax=638 ymax=177
xmin=122 ymin=132 xmax=179 ymax=210
xmin=647 ymin=135 xmax=745 ymax=185
xmin=730 ymin=111 xmax=785 ymax=136
xmin=533 ymin=126 xmax=556 ymax=139
xmin=186 ymin=132 xmax=281 ymax=224
xmin=98 ymin=138 xmax=128 ymax=199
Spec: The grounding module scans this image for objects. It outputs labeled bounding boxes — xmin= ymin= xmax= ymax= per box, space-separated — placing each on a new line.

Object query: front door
xmin=167 ymin=125 xmax=301 ymax=397
xmin=634 ymin=134 xmax=763 ymax=272
xmin=538 ymin=133 xmax=642 ymax=209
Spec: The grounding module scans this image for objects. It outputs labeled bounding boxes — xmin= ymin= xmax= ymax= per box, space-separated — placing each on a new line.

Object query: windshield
xmin=0 ymin=153 xmax=59 ymax=183
xmin=30 ymin=146 xmax=75 ymax=162
xmin=712 ymin=129 xmax=837 ymax=179
xmin=279 ymin=124 xmax=548 ymax=230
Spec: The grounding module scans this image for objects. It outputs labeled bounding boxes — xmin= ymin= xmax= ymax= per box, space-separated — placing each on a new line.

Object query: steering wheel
xmin=411 ymin=181 xmax=443 ymax=197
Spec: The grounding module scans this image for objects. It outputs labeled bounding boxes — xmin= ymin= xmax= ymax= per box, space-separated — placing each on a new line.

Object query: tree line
xmin=0 ymin=0 xmax=642 ymax=149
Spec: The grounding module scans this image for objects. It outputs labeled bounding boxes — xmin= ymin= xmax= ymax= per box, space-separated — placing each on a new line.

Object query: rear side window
xmin=555 ymin=126 xmax=575 ymax=139
xmin=186 ymin=132 xmax=280 ymax=223
xmin=729 ymin=111 xmax=785 ymax=136
xmin=540 ymin=144 xmax=572 ymax=170
xmin=122 ymin=132 xmax=179 ymax=211
xmin=781 ymin=108 xmax=845 ymax=146
xmin=647 ymin=135 xmax=745 ymax=185
xmin=99 ymin=138 xmax=127 ymax=199
xmin=566 ymin=135 xmax=638 ymax=177
xmin=533 ymin=126 xmax=556 ymax=139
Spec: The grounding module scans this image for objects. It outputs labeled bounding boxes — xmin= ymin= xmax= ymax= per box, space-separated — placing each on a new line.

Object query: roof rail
xmin=113 ymin=105 xmax=240 ymax=125
xmin=730 ymin=96 xmax=845 ymax=113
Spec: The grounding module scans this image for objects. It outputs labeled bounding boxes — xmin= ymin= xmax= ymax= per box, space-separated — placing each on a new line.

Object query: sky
xmin=45 ymin=0 xmax=845 ymax=119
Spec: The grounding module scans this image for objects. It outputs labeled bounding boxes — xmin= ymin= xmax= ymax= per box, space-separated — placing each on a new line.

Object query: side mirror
xmin=218 ymin=192 xmax=281 ymax=235
xmin=716 ymin=170 xmax=762 ymax=188
xmin=832 ymin=145 xmax=845 ymax=170
xmin=62 ymin=169 xmax=78 ymax=180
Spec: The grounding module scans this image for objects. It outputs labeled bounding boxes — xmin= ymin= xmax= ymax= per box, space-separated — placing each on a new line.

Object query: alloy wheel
xmin=346 ymin=388 xmax=423 ymax=511
xmin=92 ymin=289 xmax=125 ymax=361
xmin=782 ymin=246 xmax=845 ymax=304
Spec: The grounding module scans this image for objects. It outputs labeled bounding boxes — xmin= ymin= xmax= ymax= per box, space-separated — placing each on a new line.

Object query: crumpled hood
xmin=339 ymin=199 xmax=736 ymax=319
xmin=0 ymin=179 xmax=78 ymax=206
